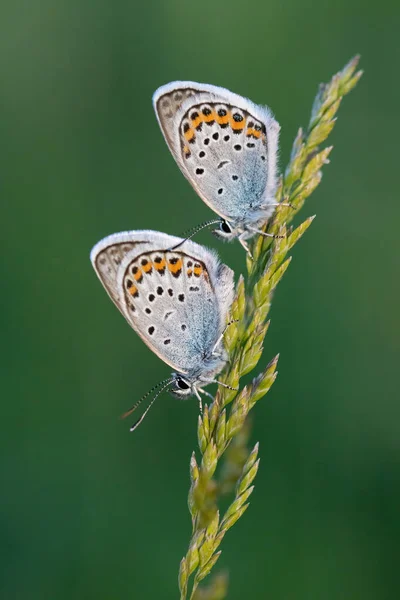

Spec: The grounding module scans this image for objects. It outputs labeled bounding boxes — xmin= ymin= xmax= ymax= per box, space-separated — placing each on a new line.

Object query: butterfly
xmin=90 ymin=230 xmax=235 ymax=430
xmin=153 ymin=81 xmax=281 ymax=253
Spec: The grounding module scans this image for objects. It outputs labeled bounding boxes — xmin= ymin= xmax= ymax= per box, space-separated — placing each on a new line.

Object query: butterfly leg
xmin=198 ymin=387 xmax=215 ymax=402
xmin=238 ymin=233 xmax=252 ymax=257
xmin=249 ymin=227 xmax=286 ymax=239
xmin=199 ymin=378 xmax=239 ymax=392
xmin=194 ymin=386 xmax=203 ymax=414
xmin=264 ymin=202 xmax=294 ymax=209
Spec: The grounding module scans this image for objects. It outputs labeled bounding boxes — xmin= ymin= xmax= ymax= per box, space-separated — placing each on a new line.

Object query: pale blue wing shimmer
xmin=120 ymin=249 xmax=224 ymax=375
xmin=178 ymin=98 xmax=272 ymax=221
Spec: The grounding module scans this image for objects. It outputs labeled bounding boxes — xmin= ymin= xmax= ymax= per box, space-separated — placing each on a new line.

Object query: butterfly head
xmin=212 ymin=219 xmax=238 ymax=242
xmin=170 ymin=349 xmax=227 ymax=399
xmin=169 ymin=374 xmax=193 ymax=398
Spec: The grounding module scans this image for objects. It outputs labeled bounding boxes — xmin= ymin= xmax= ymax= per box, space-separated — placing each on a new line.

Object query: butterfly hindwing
xmin=120 ymin=249 xmax=222 ymax=374
xmin=177 ymin=96 xmax=276 ymax=221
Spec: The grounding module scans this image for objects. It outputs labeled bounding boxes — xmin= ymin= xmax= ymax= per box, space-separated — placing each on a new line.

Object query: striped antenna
xmin=120 ymin=377 xmax=172 ymax=421
xmin=129 ymin=379 xmax=173 ymax=432
xmin=169 ymin=219 xmax=221 ymax=251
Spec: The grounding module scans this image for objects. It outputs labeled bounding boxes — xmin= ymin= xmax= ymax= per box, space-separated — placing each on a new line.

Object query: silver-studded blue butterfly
xmin=90 ymin=230 xmax=235 ymax=430
xmin=153 ymin=82 xmax=281 ymax=253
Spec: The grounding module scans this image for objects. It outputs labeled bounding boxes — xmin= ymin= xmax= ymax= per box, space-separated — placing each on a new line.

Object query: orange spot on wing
xmin=154 ymin=258 xmax=166 ymax=272
xmin=134 ymin=269 xmax=143 ymax=281
xmin=246 ymin=128 xmax=261 ymax=139
xmin=142 ymin=262 xmax=152 ymax=273
xmin=204 ymin=111 xmax=217 ymax=123
xmin=184 ymin=128 xmax=195 ymax=141
xmin=216 ymin=113 xmax=230 ymax=126
xmin=230 ymin=115 xmax=246 ymax=130
xmin=128 ymin=285 xmax=138 ymax=297
xmin=168 ymin=259 xmax=183 ymax=274
xmin=187 ymin=268 xmax=193 ymax=277
xmin=193 ymin=266 xmax=203 ymax=277
xmin=191 ymin=114 xmax=203 ymax=129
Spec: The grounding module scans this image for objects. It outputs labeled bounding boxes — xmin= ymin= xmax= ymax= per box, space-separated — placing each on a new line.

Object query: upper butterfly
xmin=90 ymin=230 xmax=234 ymax=430
xmin=153 ymin=81 xmax=280 ymax=253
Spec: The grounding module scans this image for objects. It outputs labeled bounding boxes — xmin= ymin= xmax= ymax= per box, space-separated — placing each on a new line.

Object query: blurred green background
xmin=1 ymin=1 xmax=399 ymax=598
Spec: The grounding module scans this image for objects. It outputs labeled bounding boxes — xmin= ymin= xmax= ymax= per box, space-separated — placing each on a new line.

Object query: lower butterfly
xmin=153 ymin=82 xmax=285 ymax=253
xmin=90 ymin=230 xmax=236 ymax=431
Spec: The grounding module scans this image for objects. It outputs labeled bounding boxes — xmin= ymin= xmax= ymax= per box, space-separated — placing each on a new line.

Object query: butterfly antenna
xmin=169 ymin=219 xmax=221 ymax=251
xmin=120 ymin=377 xmax=172 ymax=421
xmin=129 ymin=379 xmax=173 ymax=432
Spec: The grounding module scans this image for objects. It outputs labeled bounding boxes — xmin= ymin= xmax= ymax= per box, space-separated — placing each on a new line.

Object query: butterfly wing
xmin=91 ymin=231 xmax=234 ymax=374
xmin=153 ymin=82 xmax=280 ymax=223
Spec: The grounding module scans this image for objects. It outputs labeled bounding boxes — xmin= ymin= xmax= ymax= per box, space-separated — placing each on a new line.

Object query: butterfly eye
xmin=176 ymin=377 xmax=190 ymax=390
xmin=220 ymin=220 xmax=232 ymax=234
